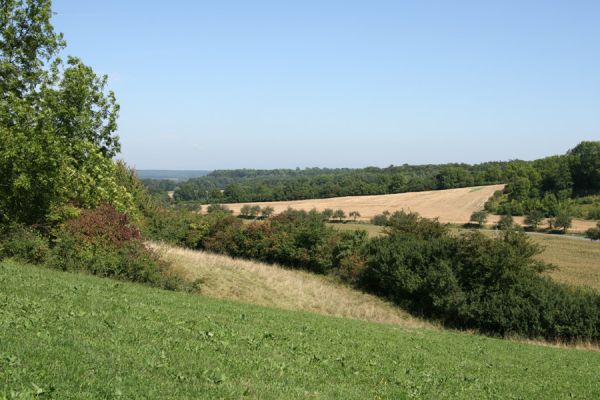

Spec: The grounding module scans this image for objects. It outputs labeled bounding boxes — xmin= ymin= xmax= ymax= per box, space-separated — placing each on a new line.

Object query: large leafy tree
xmin=0 ymin=0 xmax=130 ymax=225
xmin=568 ymin=141 xmax=600 ymax=193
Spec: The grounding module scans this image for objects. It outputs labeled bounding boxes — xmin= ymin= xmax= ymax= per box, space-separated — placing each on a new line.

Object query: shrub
xmin=470 ymin=210 xmax=488 ymax=227
xmin=47 ymin=205 xmax=187 ymax=290
xmin=0 ymin=224 xmax=49 ymax=264
xmin=524 ymin=210 xmax=545 ymax=230
xmin=497 ymin=214 xmax=514 ymax=230
xmin=385 ymin=210 xmax=448 ymax=240
xmin=585 ymin=223 xmax=600 ymax=241
xmin=587 ymin=207 xmax=600 ymax=220
xmin=551 ymin=211 xmax=573 ymax=233
xmin=371 ymin=211 xmax=390 ymax=226
xmin=361 ymin=225 xmax=600 ymax=342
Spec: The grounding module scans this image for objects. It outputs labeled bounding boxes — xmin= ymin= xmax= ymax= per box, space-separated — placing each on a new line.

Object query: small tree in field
xmin=497 ymin=214 xmax=514 ymax=230
xmin=349 ymin=211 xmax=361 ymax=222
xmin=322 ymin=208 xmax=334 ymax=221
xmin=333 ymin=209 xmax=346 ymax=222
xmin=261 ymin=206 xmax=274 ymax=219
xmin=470 ymin=210 xmax=488 ymax=227
xmin=240 ymin=204 xmax=252 ymax=218
xmin=249 ymin=205 xmax=261 ymax=219
xmin=585 ymin=223 xmax=600 ymax=241
xmin=551 ymin=211 xmax=573 ymax=233
xmin=524 ymin=210 xmax=545 ymax=230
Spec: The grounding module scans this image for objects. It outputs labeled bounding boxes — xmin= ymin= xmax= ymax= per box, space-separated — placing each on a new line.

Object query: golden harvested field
xmin=533 ymin=235 xmax=600 ymax=291
xmin=151 ymin=243 xmax=430 ymax=329
xmin=224 ymin=184 xmax=505 ymax=224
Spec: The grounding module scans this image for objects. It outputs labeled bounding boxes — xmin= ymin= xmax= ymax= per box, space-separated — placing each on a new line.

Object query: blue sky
xmin=52 ymin=0 xmax=599 ymax=169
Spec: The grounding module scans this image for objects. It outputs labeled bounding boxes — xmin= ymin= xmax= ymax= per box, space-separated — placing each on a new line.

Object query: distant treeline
xmin=173 ymin=163 xmax=506 ymax=202
xmin=164 ymin=142 xmax=600 ymax=219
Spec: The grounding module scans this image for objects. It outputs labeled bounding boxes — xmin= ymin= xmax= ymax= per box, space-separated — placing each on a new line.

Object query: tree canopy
xmin=0 ymin=0 xmax=129 ymax=225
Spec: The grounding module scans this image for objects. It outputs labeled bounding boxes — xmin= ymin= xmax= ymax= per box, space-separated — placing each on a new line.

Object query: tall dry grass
xmin=150 ymin=243 xmax=431 ymax=329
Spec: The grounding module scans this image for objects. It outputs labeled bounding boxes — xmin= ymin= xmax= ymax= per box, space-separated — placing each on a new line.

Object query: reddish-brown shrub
xmin=64 ymin=204 xmax=141 ymax=246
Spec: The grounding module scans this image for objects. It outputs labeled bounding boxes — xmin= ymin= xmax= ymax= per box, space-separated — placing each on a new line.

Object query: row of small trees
xmin=470 ymin=210 xmax=574 ymax=232
xmin=237 ymin=205 xmax=361 ymax=222
xmin=239 ymin=205 xmax=275 ymax=219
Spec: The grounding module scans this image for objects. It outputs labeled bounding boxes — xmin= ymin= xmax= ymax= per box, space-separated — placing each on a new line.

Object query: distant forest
xmin=143 ymin=141 xmax=600 ymax=219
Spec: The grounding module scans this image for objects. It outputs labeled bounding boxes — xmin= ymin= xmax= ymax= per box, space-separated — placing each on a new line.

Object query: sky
xmin=52 ymin=0 xmax=600 ymax=170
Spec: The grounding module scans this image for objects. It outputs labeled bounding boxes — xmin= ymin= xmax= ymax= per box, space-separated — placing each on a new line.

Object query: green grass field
xmin=2 ymin=260 xmax=600 ymax=399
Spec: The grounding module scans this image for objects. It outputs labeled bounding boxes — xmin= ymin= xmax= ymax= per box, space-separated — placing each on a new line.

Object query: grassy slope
xmin=154 ymin=244 xmax=429 ymax=329
xmin=333 ymin=223 xmax=600 ymax=291
xmin=2 ymin=261 xmax=600 ymax=399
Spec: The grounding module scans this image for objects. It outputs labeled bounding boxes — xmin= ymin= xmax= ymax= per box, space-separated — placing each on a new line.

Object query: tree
xmin=551 ymin=211 xmax=573 ymax=233
xmin=333 ymin=209 xmax=346 ymax=222
xmin=585 ymin=223 xmax=600 ymax=241
xmin=524 ymin=210 xmax=545 ymax=231
xmin=261 ymin=206 xmax=274 ymax=219
xmin=0 ymin=0 xmax=125 ymax=225
xmin=321 ymin=208 xmax=334 ymax=221
xmin=349 ymin=211 xmax=361 ymax=222
xmin=470 ymin=211 xmax=488 ymax=227
xmin=497 ymin=214 xmax=514 ymax=230
xmin=249 ymin=205 xmax=261 ymax=219
xmin=568 ymin=141 xmax=600 ymax=193
xmin=240 ymin=205 xmax=252 ymax=218
xmin=207 ymin=204 xmax=231 ymax=214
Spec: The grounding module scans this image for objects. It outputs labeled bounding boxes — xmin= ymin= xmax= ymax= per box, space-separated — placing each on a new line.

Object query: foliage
xmin=551 ymin=211 xmax=573 ymax=233
xmin=47 ymin=205 xmax=186 ymax=290
xmin=524 ymin=210 xmax=545 ymax=230
xmin=0 ymin=0 xmax=128 ymax=226
xmin=206 ymin=204 xmax=232 ymax=214
xmin=470 ymin=210 xmax=488 ymax=226
xmin=497 ymin=214 xmax=514 ymax=230
xmin=586 ymin=223 xmax=600 ymax=241
xmin=361 ymin=220 xmax=600 ymax=342
xmin=0 ymin=224 xmax=49 ymax=264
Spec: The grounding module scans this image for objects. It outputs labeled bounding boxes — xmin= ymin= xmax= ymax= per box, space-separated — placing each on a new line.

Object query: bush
xmin=524 ymin=210 xmax=545 ymax=230
xmin=585 ymin=223 xmax=600 ymax=241
xmin=47 ymin=205 xmax=187 ymax=290
xmin=470 ymin=210 xmax=488 ymax=227
xmin=360 ymin=224 xmax=600 ymax=342
xmin=0 ymin=224 xmax=49 ymax=264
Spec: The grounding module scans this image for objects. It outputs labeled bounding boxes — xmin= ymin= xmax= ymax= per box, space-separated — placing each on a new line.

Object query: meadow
xmin=3 ymin=260 xmax=600 ymax=399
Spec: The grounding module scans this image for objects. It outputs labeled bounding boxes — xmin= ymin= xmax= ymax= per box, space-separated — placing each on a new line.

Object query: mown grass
xmin=2 ymin=260 xmax=600 ymax=399
xmin=331 ymin=223 xmax=600 ymax=291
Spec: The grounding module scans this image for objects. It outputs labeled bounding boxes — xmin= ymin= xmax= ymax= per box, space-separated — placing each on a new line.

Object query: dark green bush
xmin=0 ymin=224 xmax=49 ymax=264
xmin=360 ymin=225 xmax=600 ymax=342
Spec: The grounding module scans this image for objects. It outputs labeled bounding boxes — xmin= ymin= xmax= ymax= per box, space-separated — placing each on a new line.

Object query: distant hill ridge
xmin=136 ymin=169 xmax=211 ymax=181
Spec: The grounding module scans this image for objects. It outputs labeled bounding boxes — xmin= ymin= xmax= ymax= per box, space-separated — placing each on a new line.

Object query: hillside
xmin=153 ymin=243 xmax=429 ymax=328
xmin=222 ymin=184 xmax=505 ymax=224
xmin=2 ymin=261 xmax=600 ymax=399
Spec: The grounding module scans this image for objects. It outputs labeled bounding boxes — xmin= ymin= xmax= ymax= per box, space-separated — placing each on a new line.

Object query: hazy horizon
xmin=54 ymin=0 xmax=599 ymax=169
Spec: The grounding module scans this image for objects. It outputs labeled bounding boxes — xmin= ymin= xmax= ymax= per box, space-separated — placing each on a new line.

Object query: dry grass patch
xmin=151 ymin=243 xmax=430 ymax=329
xmin=530 ymin=235 xmax=600 ymax=292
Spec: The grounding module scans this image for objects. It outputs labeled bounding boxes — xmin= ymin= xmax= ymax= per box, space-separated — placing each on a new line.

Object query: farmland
xmin=223 ymin=184 xmax=505 ymax=224
xmin=220 ymin=184 xmax=598 ymax=232
xmin=3 ymin=260 xmax=600 ymax=399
